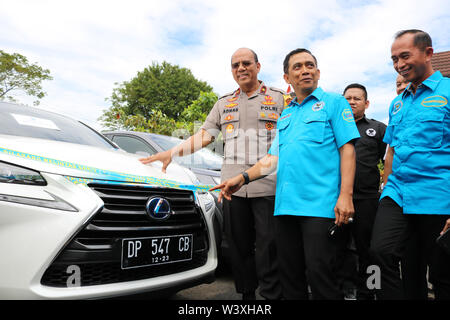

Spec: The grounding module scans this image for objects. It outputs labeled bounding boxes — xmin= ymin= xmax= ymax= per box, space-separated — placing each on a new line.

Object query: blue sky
xmin=1 ymin=0 xmax=449 ymax=129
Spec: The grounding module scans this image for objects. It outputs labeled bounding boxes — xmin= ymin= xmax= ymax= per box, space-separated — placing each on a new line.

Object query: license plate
xmin=121 ymin=234 xmax=193 ymax=269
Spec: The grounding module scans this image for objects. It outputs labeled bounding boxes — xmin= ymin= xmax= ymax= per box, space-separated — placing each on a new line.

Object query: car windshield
xmin=0 ymin=102 xmax=115 ymax=149
xmin=149 ymin=134 xmax=223 ymax=170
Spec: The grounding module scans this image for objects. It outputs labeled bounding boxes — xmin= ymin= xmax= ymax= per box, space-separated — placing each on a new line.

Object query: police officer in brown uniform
xmin=140 ymin=48 xmax=287 ymax=300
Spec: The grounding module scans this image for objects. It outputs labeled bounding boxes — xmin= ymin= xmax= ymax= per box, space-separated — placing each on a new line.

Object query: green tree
xmin=99 ymin=106 xmax=177 ymax=136
xmin=104 ymin=61 xmax=212 ymax=119
xmin=180 ymin=91 xmax=218 ymax=134
xmin=0 ymin=50 xmax=52 ymax=105
xmin=100 ymin=62 xmax=216 ymax=135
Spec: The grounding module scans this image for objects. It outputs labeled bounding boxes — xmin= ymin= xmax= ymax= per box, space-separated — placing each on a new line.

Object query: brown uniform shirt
xmin=201 ymin=81 xmax=290 ymax=197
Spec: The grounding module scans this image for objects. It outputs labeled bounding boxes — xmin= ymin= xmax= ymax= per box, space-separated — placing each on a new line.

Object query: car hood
xmin=0 ymin=135 xmax=199 ymax=186
xmin=189 ymin=166 xmax=221 ymax=177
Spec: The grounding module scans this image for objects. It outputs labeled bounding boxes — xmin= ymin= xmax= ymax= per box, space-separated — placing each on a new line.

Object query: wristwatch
xmin=241 ymin=172 xmax=250 ymax=185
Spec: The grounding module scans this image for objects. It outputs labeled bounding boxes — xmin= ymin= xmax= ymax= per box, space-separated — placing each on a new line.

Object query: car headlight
xmin=0 ymin=191 xmax=78 ymax=212
xmin=0 ymin=161 xmax=46 ymax=185
xmin=0 ymin=161 xmax=77 ymax=212
xmin=196 ymin=192 xmax=215 ymax=213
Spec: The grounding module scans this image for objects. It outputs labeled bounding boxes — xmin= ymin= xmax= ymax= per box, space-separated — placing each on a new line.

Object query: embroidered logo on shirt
xmin=269 ymin=113 xmax=279 ymax=120
xmin=225 ymin=103 xmax=238 ymax=108
xmin=342 ymin=108 xmax=354 ymax=122
xmin=265 ymin=122 xmax=275 ymax=131
xmin=262 ymin=95 xmax=276 ymax=105
xmin=226 ymin=124 xmax=234 ymax=133
xmin=393 ymin=101 xmax=403 ymax=114
xmin=312 ymin=102 xmax=325 ymax=111
xmin=366 ymin=128 xmax=376 ymax=137
xmin=280 ymin=113 xmax=292 ymax=121
xmin=228 ymin=96 xmax=238 ymax=102
xmin=224 ymin=114 xmax=234 ymax=121
xmin=421 ymin=95 xmax=448 ymax=108
xmin=260 ymin=86 xmax=267 ymax=94
xmin=260 ymin=112 xmax=267 ymax=118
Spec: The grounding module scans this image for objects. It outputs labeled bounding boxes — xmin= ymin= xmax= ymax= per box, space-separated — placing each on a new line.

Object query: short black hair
xmin=343 ymin=83 xmax=368 ymax=100
xmin=394 ymin=29 xmax=432 ymax=51
xmin=283 ymin=48 xmax=317 ymax=74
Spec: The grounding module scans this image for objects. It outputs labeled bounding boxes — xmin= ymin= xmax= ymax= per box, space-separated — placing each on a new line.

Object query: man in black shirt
xmin=338 ymin=83 xmax=387 ymax=300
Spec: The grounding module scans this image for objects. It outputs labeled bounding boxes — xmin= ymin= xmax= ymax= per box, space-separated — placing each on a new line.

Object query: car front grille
xmin=41 ymin=183 xmax=209 ymax=288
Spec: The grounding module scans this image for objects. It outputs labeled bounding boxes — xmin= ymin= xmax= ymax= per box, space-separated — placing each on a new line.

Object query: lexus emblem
xmin=146 ymin=197 xmax=172 ymax=221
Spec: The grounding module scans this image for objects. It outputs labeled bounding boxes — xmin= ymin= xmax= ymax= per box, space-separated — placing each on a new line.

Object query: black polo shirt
xmin=354 ymin=115 xmax=387 ymax=199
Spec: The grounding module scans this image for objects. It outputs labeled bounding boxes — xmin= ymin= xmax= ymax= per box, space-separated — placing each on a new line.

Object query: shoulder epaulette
xmin=218 ymin=91 xmax=235 ymax=100
xmin=269 ymin=87 xmax=287 ymax=95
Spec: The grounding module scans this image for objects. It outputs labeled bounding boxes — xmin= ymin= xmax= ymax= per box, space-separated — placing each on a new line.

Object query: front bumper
xmin=0 ymin=172 xmax=217 ymax=299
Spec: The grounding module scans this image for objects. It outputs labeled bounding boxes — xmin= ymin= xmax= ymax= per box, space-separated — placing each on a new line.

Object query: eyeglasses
xmin=231 ymin=61 xmax=254 ymax=69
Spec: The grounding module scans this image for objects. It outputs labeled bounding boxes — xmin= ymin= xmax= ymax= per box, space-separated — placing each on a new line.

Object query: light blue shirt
xmin=381 ymin=71 xmax=450 ymax=215
xmin=268 ymin=87 xmax=360 ymax=218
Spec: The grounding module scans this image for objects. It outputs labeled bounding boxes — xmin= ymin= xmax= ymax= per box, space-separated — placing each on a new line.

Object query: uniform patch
xmin=312 ymin=101 xmax=324 ymax=111
xmin=421 ymin=95 xmax=447 ymax=108
xmin=283 ymin=94 xmax=293 ymax=107
xmin=225 ymin=103 xmax=238 ymax=108
xmin=260 ymin=112 xmax=267 ymax=118
xmin=262 ymin=95 xmax=276 ymax=105
xmin=280 ymin=113 xmax=292 ymax=121
xmin=269 ymin=113 xmax=279 ymax=120
xmin=225 ymin=114 xmax=234 ymax=121
xmin=261 ymin=105 xmax=277 ymax=111
xmin=228 ymin=96 xmax=238 ymax=102
xmin=366 ymin=128 xmax=376 ymax=137
xmin=342 ymin=108 xmax=354 ymax=122
xmin=223 ymin=108 xmax=238 ymax=114
xmin=260 ymin=86 xmax=267 ymax=94
xmin=393 ymin=101 xmax=403 ymax=114
xmin=226 ymin=124 xmax=234 ymax=133
xmin=265 ymin=122 xmax=274 ymax=131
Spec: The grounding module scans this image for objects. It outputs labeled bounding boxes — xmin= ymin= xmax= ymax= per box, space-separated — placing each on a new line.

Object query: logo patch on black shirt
xmin=366 ymin=128 xmax=376 ymax=137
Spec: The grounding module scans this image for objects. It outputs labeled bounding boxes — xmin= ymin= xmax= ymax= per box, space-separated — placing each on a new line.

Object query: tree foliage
xmin=106 ymin=61 xmax=212 ymax=119
xmin=100 ymin=62 xmax=218 ymax=136
xmin=0 ymin=50 xmax=52 ymax=105
xmin=100 ymin=108 xmax=178 ymax=136
xmin=180 ymin=91 xmax=218 ymax=133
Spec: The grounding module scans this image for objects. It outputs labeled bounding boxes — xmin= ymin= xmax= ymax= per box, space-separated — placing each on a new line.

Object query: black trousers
xmin=370 ymin=197 xmax=450 ymax=300
xmin=275 ymin=215 xmax=343 ymax=300
xmin=336 ymin=197 xmax=379 ymax=299
xmin=222 ymin=195 xmax=281 ymax=299
xmin=401 ymin=230 xmax=428 ymax=299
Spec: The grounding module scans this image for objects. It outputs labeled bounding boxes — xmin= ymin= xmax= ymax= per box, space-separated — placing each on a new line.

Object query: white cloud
xmin=0 ymin=0 xmax=448 ymax=130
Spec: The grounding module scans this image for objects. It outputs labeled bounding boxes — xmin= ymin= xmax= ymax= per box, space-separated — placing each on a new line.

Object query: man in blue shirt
xmin=211 ymin=48 xmax=360 ymax=299
xmin=370 ymin=29 xmax=450 ymax=300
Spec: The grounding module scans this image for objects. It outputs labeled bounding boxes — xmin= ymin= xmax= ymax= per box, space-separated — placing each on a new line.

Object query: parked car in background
xmin=102 ymin=131 xmax=228 ymax=265
xmin=0 ymin=102 xmax=218 ymax=299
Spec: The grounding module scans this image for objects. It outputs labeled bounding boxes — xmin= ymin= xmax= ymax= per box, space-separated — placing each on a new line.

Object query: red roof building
xmin=431 ymin=50 xmax=450 ymax=77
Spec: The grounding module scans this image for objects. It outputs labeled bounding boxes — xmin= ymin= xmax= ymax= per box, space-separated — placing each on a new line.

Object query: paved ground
xmin=172 ymin=267 xmax=264 ymax=300
xmin=118 ymin=264 xmax=435 ymax=300
xmin=172 ymin=266 xmax=435 ymax=300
